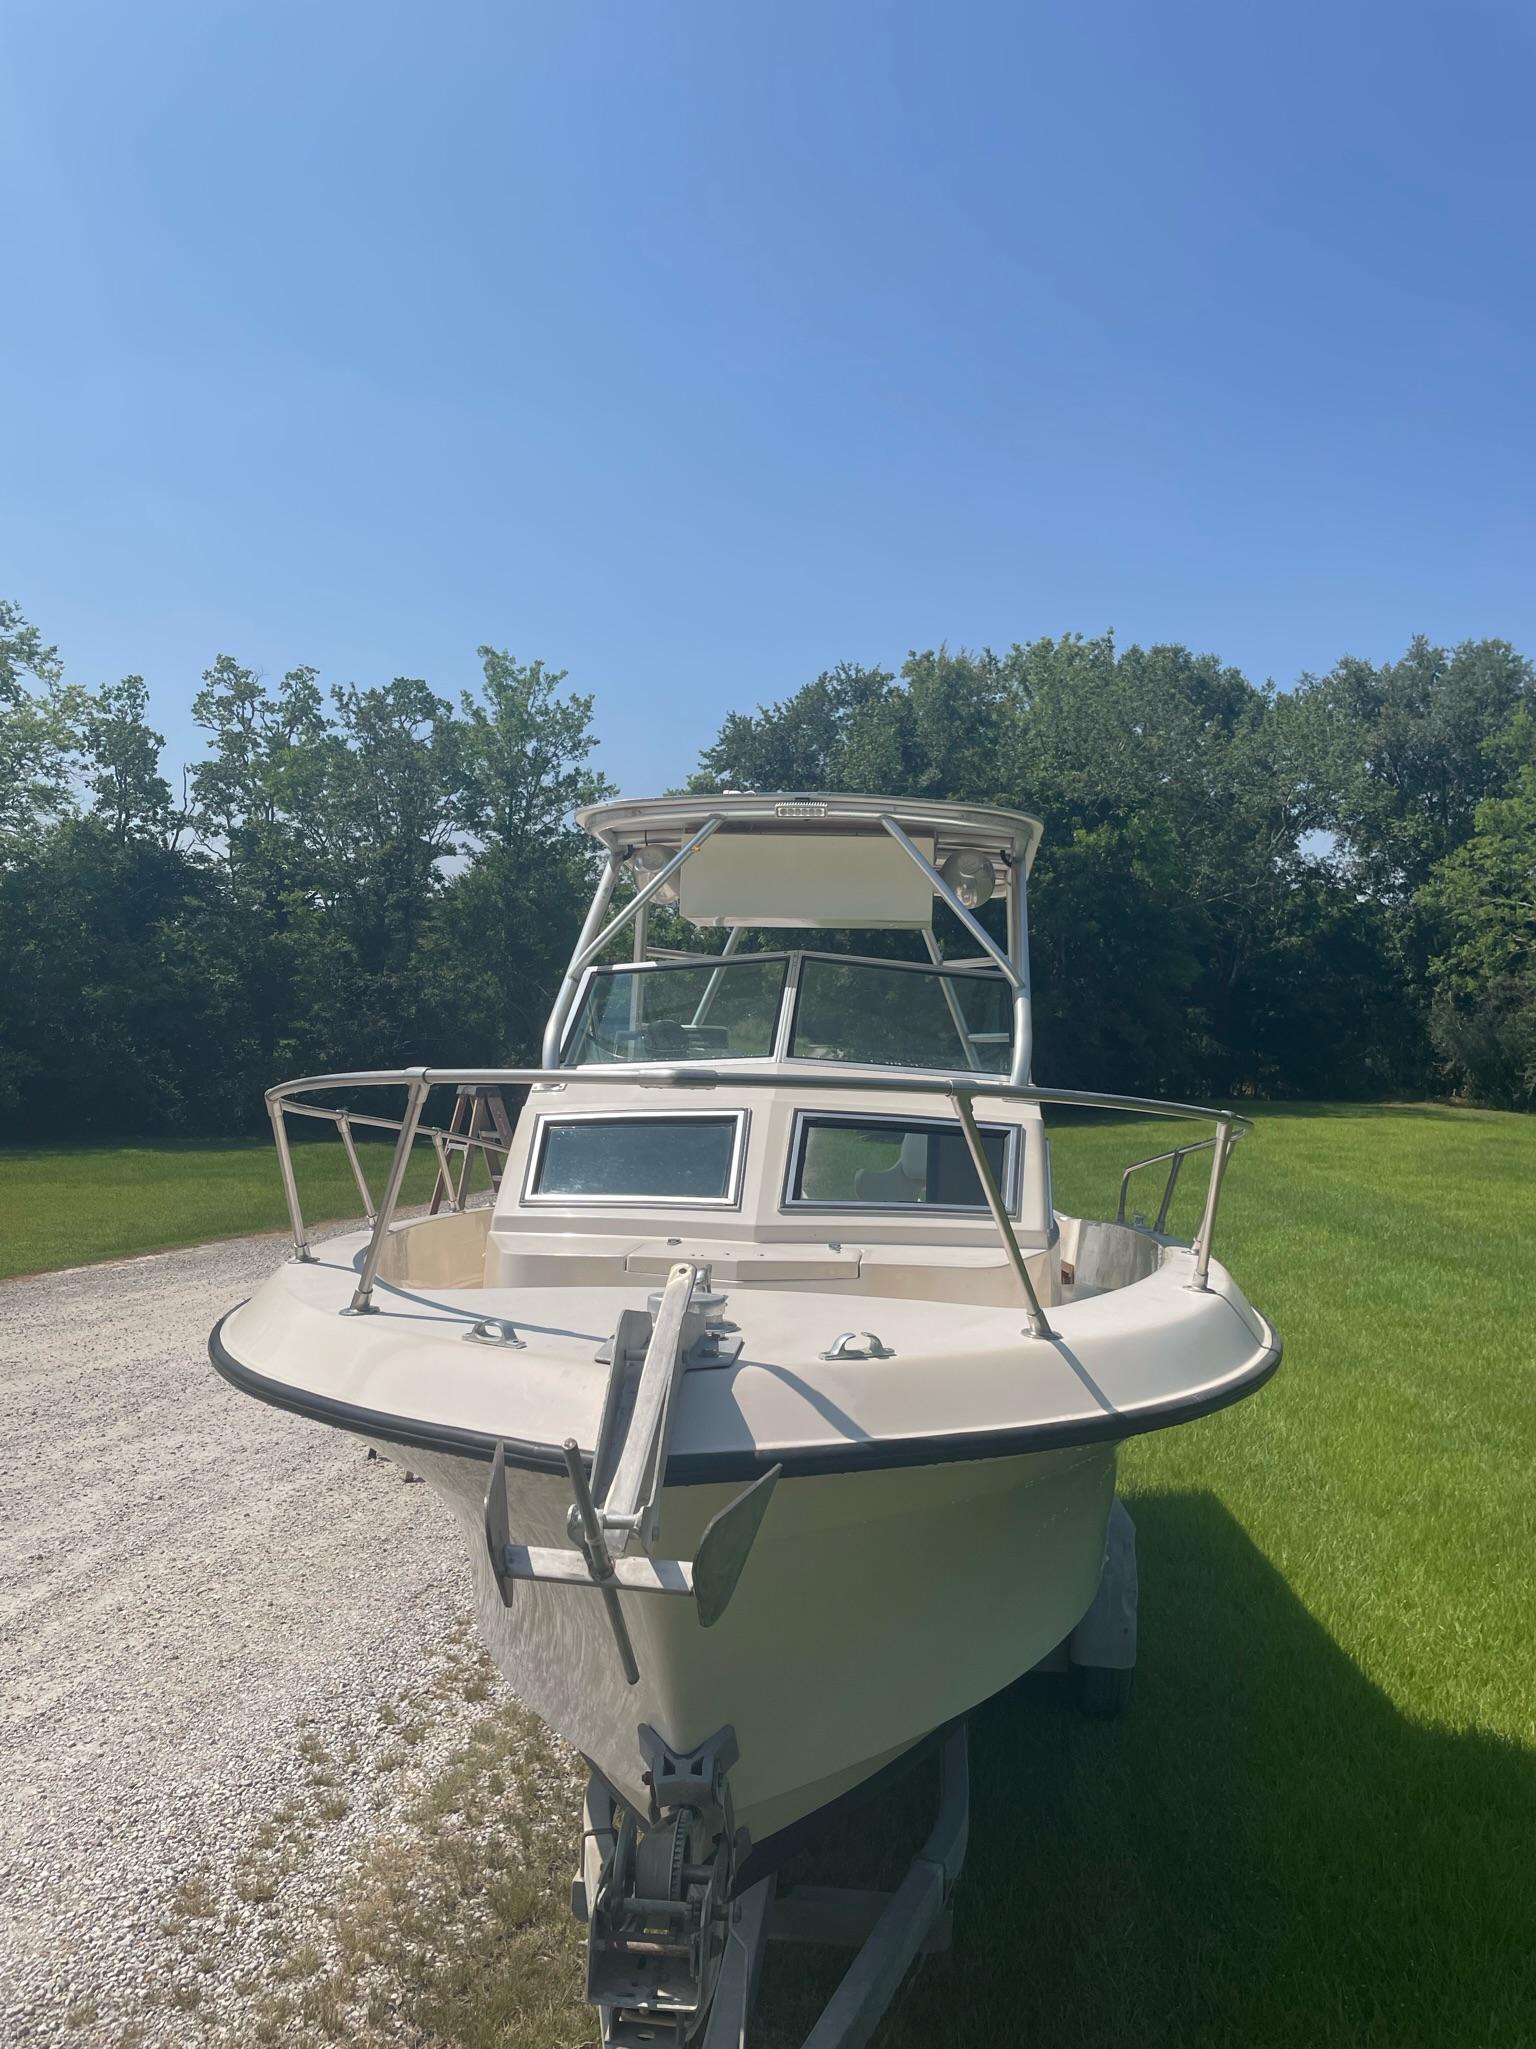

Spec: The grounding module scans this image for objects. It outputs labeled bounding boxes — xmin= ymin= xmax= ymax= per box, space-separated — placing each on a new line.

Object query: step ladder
xmin=428 ymin=1084 xmax=516 ymax=1213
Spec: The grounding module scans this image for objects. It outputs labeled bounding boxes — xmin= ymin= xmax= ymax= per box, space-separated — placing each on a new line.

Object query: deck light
xmin=938 ymin=848 xmax=996 ymax=909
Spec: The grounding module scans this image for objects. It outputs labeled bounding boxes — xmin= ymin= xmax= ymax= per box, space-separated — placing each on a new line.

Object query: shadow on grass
xmin=754 ymin=1492 xmax=1535 ymax=2049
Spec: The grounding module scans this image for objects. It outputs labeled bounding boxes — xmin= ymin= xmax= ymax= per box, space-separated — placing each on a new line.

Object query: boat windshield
xmin=561 ymin=953 xmax=1012 ymax=1073
xmin=790 ymin=958 xmax=1011 ymax=1073
xmin=562 ymin=957 xmax=788 ymax=1065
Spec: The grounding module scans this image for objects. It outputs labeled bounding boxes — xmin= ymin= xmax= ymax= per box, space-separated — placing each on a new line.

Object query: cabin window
xmin=790 ymin=958 xmax=1011 ymax=1073
xmin=563 ymin=957 xmax=787 ymax=1066
xmin=525 ymin=1112 xmax=746 ymax=1205
xmin=783 ymin=1112 xmax=1017 ymax=1212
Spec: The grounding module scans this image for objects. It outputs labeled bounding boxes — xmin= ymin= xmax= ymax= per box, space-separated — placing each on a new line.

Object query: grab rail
xmin=265 ymin=1065 xmax=1247 ymax=1322
xmin=1114 ymin=1132 xmax=1245 ymax=1236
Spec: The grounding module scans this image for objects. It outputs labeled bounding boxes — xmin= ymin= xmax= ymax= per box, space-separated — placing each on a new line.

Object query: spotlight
xmin=630 ymin=844 xmax=680 ymax=904
xmin=938 ymin=849 xmax=996 ymax=910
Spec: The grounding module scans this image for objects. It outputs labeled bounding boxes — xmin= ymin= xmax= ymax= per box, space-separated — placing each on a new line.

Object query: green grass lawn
xmin=757 ymin=1102 xmax=1536 ymax=2048
xmin=6 ymin=1104 xmax=1533 ymax=2045
xmin=0 ymin=1134 xmax=443 ymax=1278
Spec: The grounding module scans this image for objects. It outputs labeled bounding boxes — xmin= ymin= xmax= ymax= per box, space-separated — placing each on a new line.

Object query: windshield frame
xmin=559 ymin=953 xmax=793 ymax=1068
xmin=558 ymin=948 xmax=1016 ymax=1077
xmin=784 ymin=950 xmax=1013 ymax=1075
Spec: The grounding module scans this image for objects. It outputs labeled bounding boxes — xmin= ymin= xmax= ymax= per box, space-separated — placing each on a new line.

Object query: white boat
xmin=211 ymin=792 xmax=1279 ymax=2044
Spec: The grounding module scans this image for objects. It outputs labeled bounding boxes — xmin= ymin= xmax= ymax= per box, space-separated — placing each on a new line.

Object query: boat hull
xmin=409 ymin=1434 xmax=1118 ymax=1847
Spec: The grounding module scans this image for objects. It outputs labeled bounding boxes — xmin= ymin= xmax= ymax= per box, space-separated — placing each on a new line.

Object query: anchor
xmin=481 ymin=1263 xmax=781 ymax=1683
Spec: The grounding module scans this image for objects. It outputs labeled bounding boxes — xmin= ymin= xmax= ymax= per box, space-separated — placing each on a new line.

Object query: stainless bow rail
xmin=1115 ymin=1131 xmax=1242 ymax=1236
xmin=265 ymin=1064 xmax=1249 ymax=1325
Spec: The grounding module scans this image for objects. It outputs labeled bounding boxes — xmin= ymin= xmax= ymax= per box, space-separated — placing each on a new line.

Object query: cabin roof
xmin=575 ymin=792 xmax=1045 ymax=872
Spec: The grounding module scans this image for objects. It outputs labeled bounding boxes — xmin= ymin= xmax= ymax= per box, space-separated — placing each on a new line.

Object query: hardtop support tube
xmin=572 ymin=817 xmax=723 ymax=978
xmin=690 ymin=923 xmax=745 ymax=1028
xmin=541 ymin=819 xmax=725 ymax=1067
xmin=542 ymin=851 xmax=622 ymax=1068
xmin=1005 ymin=848 xmax=1033 ymax=1087
xmin=877 ymin=816 xmax=1021 ymax=992
xmin=880 ymin=812 xmax=1032 ymax=1087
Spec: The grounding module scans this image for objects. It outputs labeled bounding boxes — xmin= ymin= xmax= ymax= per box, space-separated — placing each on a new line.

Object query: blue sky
xmin=3 ymin=1 xmax=1533 ymax=795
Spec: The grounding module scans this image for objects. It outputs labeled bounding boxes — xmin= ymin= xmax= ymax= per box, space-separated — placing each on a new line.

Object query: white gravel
xmin=0 ymin=1228 xmax=493 ymax=2046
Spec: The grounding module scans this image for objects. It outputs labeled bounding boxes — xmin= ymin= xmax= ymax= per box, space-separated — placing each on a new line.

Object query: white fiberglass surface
xmin=225 ymin=1239 xmax=1275 ymax=1464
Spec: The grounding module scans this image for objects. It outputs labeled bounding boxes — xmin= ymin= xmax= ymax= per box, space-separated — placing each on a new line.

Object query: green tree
xmin=1293 ymin=636 xmax=1535 ymax=898
xmin=190 ymin=657 xmax=328 ymax=882
xmin=80 ymin=675 xmax=176 ymax=841
xmin=692 ymin=662 xmax=901 ymax=793
xmin=0 ymin=817 xmax=243 ymax=1133
xmin=0 ymin=598 xmax=81 ymax=850
xmin=186 ymin=658 xmax=332 ymax=1094
xmin=1419 ymin=754 xmax=1536 ymax=1108
xmin=433 ymin=649 xmax=615 ymax=1061
xmin=291 ymin=675 xmax=468 ymax=1071
xmin=687 ymin=631 xmax=1425 ymax=1098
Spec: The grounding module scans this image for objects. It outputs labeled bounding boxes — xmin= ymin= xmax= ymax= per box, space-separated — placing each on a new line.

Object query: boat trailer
xmin=571 ymin=1500 xmax=1139 ymax=2049
xmin=574 ymin=1723 xmax=969 ymax=2049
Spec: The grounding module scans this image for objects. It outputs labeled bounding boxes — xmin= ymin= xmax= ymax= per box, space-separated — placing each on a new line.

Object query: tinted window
xmin=531 ymin=1115 xmax=741 ymax=1201
xmin=787 ymin=1116 xmax=1011 ymax=1209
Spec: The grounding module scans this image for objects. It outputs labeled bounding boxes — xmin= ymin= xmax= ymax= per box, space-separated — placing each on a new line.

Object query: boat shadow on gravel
xmin=752 ymin=1491 xmax=1536 ymax=2049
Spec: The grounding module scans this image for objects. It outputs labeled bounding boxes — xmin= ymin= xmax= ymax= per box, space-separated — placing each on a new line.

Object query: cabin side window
xmin=783 ymin=1113 xmax=1017 ymax=1213
xmin=525 ymin=1112 xmax=747 ymax=1205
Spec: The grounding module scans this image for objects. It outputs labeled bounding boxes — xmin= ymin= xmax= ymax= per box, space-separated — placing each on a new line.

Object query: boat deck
xmin=214 ymin=1224 xmax=1279 ymax=1480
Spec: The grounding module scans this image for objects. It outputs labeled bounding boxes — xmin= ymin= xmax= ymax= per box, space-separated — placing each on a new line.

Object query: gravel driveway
xmin=0 ymin=1229 xmax=509 ymax=2047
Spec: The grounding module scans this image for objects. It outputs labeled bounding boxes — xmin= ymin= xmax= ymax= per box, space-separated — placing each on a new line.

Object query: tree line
xmin=2 ymin=596 xmax=1532 ymax=1141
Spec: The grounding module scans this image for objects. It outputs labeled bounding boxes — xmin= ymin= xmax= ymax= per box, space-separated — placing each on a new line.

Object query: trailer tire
xmin=1072 ymin=1662 xmax=1134 ymax=1718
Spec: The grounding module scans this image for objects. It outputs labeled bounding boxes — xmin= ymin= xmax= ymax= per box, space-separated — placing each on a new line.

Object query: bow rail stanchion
xmin=1190 ymin=1114 xmax=1236 ymax=1292
xmin=951 ymin=1086 xmax=1054 ymax=1340
xmin=335 ymin=1113 xmax=376 ymax=1225
xmin=268 ymin=1093 xmax=311 ymax=1263
xmin=349 ymin=1069 xmax=431 ymax=1313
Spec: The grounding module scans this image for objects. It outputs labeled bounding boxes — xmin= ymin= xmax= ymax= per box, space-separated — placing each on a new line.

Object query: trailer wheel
xmin=1071 ymin=1662 xmax=1134 ymax=1718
